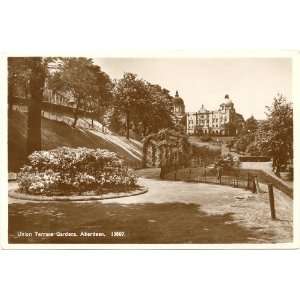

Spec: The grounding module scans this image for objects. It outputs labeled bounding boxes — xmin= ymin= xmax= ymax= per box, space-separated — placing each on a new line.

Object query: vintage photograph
xmin=7 ymin=56 xmax=294 ymax=246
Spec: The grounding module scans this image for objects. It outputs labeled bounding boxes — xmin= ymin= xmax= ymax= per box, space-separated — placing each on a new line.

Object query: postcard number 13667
xmin=111 ymin=231 xmax=125 ymax=237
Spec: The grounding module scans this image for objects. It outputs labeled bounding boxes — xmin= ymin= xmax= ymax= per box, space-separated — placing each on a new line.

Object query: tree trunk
xmin=72 ymin=103 xmax=79 ymax=127
xmin=273 ymin=156 xmax=281 ymax=177
xmin=126 ymin=111 xmax=130 ymax=139
xmin=27 ymin=58 xmax=45 ymax=156
xmin=8 ymin=97 xmax=13 ymax=114
xmin=275 ymin=166 xmax=280 ymax=177
xmin=143 ymin=124 xmax=148 ymax=137
xmin=8 ymin=83 xmax=14 ymax=114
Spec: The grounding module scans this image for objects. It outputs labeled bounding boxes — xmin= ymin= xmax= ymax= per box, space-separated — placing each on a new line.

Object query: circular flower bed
xmin=17 ymin=147 xmax=139 ymax=197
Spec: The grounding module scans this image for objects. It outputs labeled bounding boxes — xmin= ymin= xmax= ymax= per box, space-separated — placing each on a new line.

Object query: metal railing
xmin=161 ymin=165 xmax=292 ymax=220
xmin=163 ymin=166 xmax=259 ymax=192
xmin=162 ymin=164 xmax=293 ymax=197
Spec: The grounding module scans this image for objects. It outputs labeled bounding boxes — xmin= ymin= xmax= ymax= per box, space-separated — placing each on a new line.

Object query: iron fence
xmin=162 ymin=165 xmax=293 ymax=198
xmin=163 ymin=166 xmax=258 ymax=192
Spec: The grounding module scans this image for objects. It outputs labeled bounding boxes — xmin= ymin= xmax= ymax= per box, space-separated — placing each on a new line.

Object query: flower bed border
xmin=8 ymin=186 xmax=148 ymax=202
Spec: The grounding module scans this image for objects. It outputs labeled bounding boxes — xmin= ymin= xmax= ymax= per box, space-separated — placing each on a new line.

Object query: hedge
xmin=239 ymin=156 xmax=270 ymax=162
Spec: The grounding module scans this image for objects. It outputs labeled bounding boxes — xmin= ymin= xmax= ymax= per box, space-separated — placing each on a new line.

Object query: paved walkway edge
xmin=8 ymin=186 xmax=148 ymax=202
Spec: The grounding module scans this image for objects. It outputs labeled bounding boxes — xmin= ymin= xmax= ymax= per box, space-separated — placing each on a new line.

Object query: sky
xmin=94 ymin=58 xmax=292 ymax=120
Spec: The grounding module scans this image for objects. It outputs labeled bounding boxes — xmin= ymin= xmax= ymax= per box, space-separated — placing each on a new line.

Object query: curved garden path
xmin=8 ymin=168 xmax=292 ymax=244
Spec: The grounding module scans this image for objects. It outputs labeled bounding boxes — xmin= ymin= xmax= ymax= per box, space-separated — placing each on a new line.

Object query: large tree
xmin=244 ymin=115 xmax=258 ymax=133
xmin=222 ymin=113 xmax=244 ymax=136
xmin=27 ymin=58 xmax=46 ymax=155
xmin=141 ymin=83 xmax=174 ymax=136
xmin=113 ymin=73 xmax=149 ymax=139
xmin=256 ymin=94 xmax=293 ymax=176
xmin=112 ymin=73 xmax=175 ymax=139
xmin=8 ymin=57 xmax=32 ymax=113
xmin=48 ymin=58 xmax=112 ymax=127
xmin=8 ymin=57 xmax=47 ymax=156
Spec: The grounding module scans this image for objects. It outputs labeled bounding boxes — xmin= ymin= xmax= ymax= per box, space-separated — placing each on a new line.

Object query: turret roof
xmin=173 ymin=90 xmax=184 ymax=106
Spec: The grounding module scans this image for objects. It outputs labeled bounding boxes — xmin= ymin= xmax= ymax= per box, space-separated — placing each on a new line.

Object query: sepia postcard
xmin=1 ymin=51 xmax=299 ymax=249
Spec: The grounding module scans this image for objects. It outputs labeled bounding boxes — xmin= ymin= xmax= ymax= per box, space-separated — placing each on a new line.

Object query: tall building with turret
xmin=172 ymin=91 xmax=185 ymax=124
xmin=186 ymin=94 xmax=242 ymax=136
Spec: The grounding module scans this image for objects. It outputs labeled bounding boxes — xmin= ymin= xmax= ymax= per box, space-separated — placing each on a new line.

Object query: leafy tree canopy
xmin=256 ymin=94 xmax=293 ymax=175
xmin=244 ymin=115 xmax=258 ymax=133
xmin=112 ymin=72 xmax=175 ymax=139
xmin=48 ymin=57 xmax=113 ymax=126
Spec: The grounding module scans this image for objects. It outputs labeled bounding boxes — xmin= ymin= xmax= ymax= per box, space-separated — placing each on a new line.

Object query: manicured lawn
xmin=9 ymin=201 xmax=259 ymax=244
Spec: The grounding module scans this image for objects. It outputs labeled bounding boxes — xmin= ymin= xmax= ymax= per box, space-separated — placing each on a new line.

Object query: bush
xmin=226 ymin=138 xmax=236 ymax=150
xmin=246 ymin=143 xmax=261 ymax=156
xmin=17 ymin=147 xmax=138 ymax=195
xmin=235 ymin=133 xmax=255 ymax=153
xmin=191 ymin=145 xmax=221 ymax=166
xmin=215 ymin=153 xmax=240 ymax=170
xmin=200 ymin=135 xmax=212 ymax=142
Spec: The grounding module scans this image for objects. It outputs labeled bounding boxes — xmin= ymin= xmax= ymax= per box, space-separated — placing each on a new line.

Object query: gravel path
xmin=8 ymin=169 xmax=293 ymax=243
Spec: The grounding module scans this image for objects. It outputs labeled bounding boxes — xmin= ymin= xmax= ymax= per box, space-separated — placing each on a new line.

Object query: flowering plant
xmin=17 ymin=147 xmax=138 ymax=195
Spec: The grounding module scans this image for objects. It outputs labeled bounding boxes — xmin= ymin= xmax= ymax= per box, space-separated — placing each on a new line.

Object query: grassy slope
xmin=188 ymin=136 xmax=234 ymax=146
xmin=8 ymin=111 xmax=141 ymax=171
xmin=188 ymin=136 xmax=235 ymax=156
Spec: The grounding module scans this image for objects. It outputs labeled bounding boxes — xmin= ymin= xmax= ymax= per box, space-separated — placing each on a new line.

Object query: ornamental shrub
xmin=234 ymin=133 xmax=255 ymax=153
xmin=191 ymin=145 xmax=221 ymax=166
xmin=246 ymin=143 xmax=261 ymax=156
xmin=200 ymin=135 xmax=212 ymax=142
xmin=215 ymin=153 xmax=240 ymax=171
xmin=17 ymin=147 xmax=138 ymax=195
